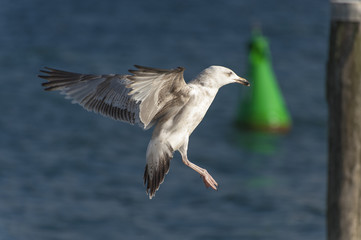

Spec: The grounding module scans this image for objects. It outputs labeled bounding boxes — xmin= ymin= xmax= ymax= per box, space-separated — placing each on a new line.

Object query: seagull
xmin=39 ymin=65 xmax=250 ymax=199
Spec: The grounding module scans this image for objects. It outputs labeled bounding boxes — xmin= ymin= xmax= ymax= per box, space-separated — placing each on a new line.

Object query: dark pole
xmin=327 ymin=1 xmax=361 ymax=240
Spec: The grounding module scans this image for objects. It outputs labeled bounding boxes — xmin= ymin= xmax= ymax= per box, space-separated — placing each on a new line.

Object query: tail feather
xmin=144 ymin=141 xmax=173 ymax=199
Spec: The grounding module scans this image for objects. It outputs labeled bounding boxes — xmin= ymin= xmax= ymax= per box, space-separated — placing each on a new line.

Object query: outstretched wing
xmin=39 ymin=67 xmax=143 ymax=127
xmin=128 ymin=65 xmax=190 ymax=129
xmin=39 ymin=65 xmax=191 ymax=129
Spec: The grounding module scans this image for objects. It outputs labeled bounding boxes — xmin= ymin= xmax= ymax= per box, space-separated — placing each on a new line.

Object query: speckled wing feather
xmin=39 ymin=67 xmax=143 ymax=127
xmin=128 ymin=65 xmax=190 ymax=129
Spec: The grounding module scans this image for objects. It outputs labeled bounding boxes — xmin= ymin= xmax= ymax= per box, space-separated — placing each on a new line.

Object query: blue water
xmin=0 ymin=0 xmax=329 ymax=239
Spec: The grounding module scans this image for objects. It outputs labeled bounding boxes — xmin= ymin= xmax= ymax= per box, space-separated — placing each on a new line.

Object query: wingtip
xmin=39 ymin=66 xmax=54 ymax=72
xmin=133 ymin=64 xmax=150 ymax=71
xmin=128 ymin=69 xmax=137 ymax=74
xmin=128 ymin=65 xmax=145 ymax=74
xmin=39 ymin=68 xmax=51 ymax=88
xmin=38 ymin=67 xmax=60 ymax=77
xmin=39 ymin=67 xmax=50 ymax=74
xmin=148 ymin=192 xmax=155 ymax=200
xmin=177 ymin=66 xmax=185 ymax=72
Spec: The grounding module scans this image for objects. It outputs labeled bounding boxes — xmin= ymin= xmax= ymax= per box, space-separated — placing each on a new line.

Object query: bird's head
xmin=198 ymin=66 xmax=250 ymax=89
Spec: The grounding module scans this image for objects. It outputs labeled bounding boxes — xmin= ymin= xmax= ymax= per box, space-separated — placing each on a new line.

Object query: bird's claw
xmin=201 ymin=171 xmax=218 ymax=190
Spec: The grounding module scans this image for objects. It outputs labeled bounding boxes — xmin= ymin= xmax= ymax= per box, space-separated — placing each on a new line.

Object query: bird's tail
xmin=144 ymin=139 xmax=173 ymax=199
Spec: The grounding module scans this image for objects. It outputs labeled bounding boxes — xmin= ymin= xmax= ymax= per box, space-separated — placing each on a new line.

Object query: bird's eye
xmin=226 ymin=72 xmax=233 ymax=77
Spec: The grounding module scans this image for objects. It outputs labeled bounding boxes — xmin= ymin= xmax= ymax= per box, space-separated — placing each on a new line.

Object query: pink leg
xmin=181 ymin=156 xmax=218 ymax=190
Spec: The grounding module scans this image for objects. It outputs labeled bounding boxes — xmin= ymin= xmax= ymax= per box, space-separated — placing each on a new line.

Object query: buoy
xmin=236 ymin=30 xmax=291 ymax=133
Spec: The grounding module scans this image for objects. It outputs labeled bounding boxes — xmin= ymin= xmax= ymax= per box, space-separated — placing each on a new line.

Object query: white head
xmin=196 ymin=65 xmax=250 ymax=89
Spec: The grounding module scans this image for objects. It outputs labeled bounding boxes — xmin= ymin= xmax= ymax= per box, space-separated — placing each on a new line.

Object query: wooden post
xmin=327 ymin=1 xmax=361 ymax=240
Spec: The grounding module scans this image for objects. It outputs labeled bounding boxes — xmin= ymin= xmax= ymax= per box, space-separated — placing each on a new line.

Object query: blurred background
xmin=0 ymin=0 xmax=328 ymax=239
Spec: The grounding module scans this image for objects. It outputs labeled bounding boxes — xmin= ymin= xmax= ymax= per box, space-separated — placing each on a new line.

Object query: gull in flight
xmin=39 ymin=65 xmax=249 ymax=199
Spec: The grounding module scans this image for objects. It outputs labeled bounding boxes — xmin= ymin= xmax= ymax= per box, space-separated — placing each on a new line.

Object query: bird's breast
xmin=152 ymin=86 xmax=218 ymax=150
xmin=174 ymin=86 xmax=217 ymax=133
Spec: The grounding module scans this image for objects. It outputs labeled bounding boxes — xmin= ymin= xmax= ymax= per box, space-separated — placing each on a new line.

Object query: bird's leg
xmin=182 ymin=157 xmax=218 ymax=190
xmin=179 ymin=145 xmax=218 ymax=190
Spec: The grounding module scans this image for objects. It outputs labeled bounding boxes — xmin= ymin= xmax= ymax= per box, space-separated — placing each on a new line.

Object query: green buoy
xmin=237 ymin=30 xmax=291 ymax=133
